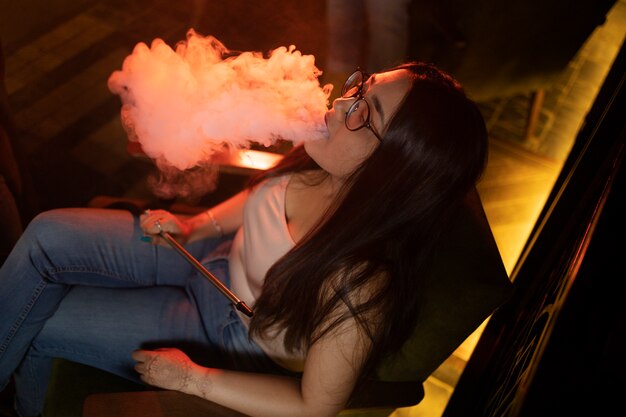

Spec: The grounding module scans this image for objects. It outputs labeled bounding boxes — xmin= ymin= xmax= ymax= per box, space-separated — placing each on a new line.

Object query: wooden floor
xmin=1 ymin=1 xmax=625 ymax=416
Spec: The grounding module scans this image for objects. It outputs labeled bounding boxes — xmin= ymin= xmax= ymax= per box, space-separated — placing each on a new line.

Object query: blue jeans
xmin=0 ymin=208 xmax=288 ymax=417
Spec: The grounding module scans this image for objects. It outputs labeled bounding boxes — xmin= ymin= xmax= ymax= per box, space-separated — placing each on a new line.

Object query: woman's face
xmin=305 ymin=69 xmax=411 ymax=179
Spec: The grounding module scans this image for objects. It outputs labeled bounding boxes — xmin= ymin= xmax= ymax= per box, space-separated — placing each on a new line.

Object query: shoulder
xmin=249 ymin=173 xmax=291 ymax=195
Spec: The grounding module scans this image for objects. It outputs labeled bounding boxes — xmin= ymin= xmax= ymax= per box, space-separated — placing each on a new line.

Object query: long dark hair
xmin=248 ymin=62 xmax=488 ymax=385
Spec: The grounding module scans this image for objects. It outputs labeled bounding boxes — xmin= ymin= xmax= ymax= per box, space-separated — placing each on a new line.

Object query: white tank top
xmin=228 ymin=175 xmax=305 ymax=371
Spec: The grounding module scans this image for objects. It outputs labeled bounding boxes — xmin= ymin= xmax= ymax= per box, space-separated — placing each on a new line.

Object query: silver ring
xmin=154 ymin=219 xmax=163 ymax=233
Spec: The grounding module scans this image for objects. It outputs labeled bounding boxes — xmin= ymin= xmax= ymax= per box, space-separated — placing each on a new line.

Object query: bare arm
xmin=140 ymin=188 xmax=250 ymax=244
xmin=184 ymin=189 xmax=249 ymax=242
xmin=132 ymin=314 xmax=371 ymax=417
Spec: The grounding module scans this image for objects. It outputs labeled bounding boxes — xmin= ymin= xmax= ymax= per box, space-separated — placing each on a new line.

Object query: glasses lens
xmin=342 ymin=71 xmax=364 ymax=98
xmin=345 ymin=99 xmax=369 ymax=131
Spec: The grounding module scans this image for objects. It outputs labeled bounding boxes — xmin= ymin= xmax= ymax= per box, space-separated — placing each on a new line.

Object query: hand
xmin=139 ymin=209 xmax=191 ymax=245
xmin=132 ymin=348 xmax=195 ymax=392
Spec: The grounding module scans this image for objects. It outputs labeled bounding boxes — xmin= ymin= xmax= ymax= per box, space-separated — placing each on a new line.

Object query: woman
xmin=0 ymin=62 xmax=488 ymax=417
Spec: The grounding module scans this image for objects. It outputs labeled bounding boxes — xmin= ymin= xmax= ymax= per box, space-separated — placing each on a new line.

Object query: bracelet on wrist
xmin=206 ymin=210 xmax=224 ymax=238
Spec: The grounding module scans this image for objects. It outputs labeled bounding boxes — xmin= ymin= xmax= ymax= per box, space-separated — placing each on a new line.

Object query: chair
xmin=47 ymin=180 xmax=512 ymax=417
xmin=0 ymin=37 xmax=24 ymax=264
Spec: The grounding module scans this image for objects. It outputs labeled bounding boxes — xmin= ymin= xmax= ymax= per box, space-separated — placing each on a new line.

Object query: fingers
xmin=131 ymin=349 xmax=149 ymax=362
xmin=132 ymin=348 xmax=178 ymax=365
xmin=139 ymin=210 xmax=191 ymax=246
xmin=132 ymin=349 xmax=152 ymax=380
xmin=140 ymin=209 xmax=173 ymax=235
xmin=131 ymin=348 xmax=192 ymax=391
xmin=132 ymin=349 xmax=163 ymax=382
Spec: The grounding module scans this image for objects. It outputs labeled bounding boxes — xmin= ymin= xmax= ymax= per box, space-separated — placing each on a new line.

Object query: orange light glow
xmin=233 ymin=149 xmax=283 ymax=170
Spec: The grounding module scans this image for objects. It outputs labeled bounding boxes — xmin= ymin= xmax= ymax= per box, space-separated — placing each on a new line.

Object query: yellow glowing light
xmin=224 ymin=149 xmax=283 ymax=171
xmin=127 ymin=141 xmax=283 ymax=172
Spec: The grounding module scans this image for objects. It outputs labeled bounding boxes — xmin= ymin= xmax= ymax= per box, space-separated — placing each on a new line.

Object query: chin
xmin=303 ymin=139 xmax=314 ymax=156
xmin=303 ymin=139 xmax=323 ymax=166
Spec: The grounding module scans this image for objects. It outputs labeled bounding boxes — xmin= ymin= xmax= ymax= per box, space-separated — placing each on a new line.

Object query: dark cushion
xmin=377 ymin=188 xmax=512 ymax=382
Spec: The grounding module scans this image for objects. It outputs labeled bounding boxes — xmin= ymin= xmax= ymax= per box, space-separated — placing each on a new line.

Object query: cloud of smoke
xmin=108 ymin=29 xmax=330 ymax=172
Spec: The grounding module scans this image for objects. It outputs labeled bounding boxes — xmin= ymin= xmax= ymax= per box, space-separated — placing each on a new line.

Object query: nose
xmin=332 ymin=95 xmax=355 ymax=113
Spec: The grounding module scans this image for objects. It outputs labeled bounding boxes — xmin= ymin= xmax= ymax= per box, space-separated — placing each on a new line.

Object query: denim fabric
xmin=0 ymin=208 xmax=288 ymax=416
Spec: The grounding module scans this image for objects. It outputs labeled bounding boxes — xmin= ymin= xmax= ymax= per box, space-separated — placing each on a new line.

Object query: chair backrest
xmin=376 ymin=188 xmax=512 ymax=383
xmin=77 ymin=187 xmax=510 ymax=416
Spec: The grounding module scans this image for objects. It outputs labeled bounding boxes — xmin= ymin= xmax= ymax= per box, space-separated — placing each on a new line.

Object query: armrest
xmin=83 ymin=390 xmax=248 ymax=417
xmin=82 ymin=379 xmax=424 ymax=417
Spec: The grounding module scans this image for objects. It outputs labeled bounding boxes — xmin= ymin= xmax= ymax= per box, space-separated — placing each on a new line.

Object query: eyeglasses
xmin=341 ymin=69 xmax=384 ymax=142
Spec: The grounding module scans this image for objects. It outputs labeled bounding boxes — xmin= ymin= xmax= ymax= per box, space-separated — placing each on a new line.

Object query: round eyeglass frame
xmin=341 ymin=69 xmax=384 ymax=142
